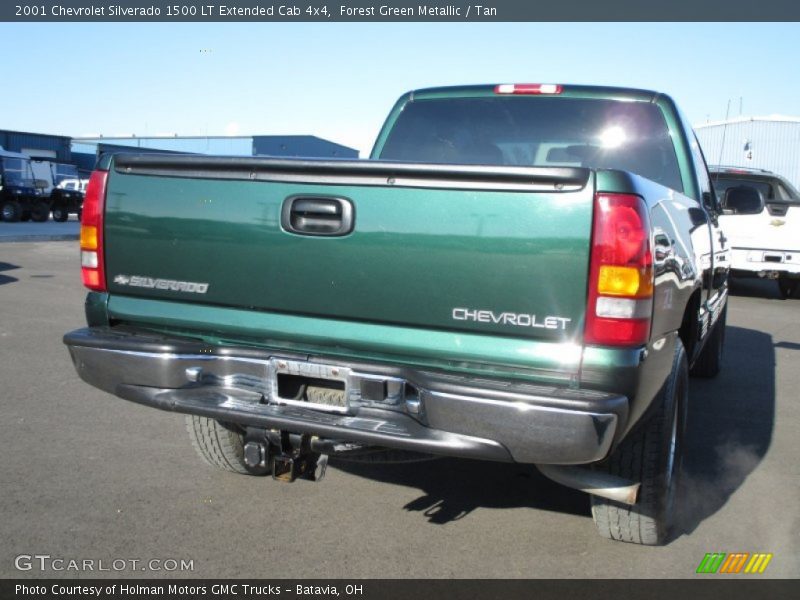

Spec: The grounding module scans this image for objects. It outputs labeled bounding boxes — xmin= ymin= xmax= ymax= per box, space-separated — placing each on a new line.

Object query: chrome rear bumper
xmin=64 ymin=327 xmax=628 ymax=465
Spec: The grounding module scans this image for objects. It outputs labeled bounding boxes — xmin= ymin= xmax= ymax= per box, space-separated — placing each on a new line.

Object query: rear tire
xmin=186 ymin=416 xmax=268 ymax=475
xmin=778 ymin=277 xmax=799 ymax=299
xmin=31 ymin=202 xmax=50 ymax=222
xmin=1 ymin=201 xmax=21 ymax=222
xmin=591 ymin=338 xmax=688 ymax=545
xmin=52 ymin=205 xmax=69 ymax=222
xmin=689 ymin=305 xmax=726 ymax=378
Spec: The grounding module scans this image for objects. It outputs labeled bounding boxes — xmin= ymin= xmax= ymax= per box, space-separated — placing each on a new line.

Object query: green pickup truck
xmin=64 ymin=84 xmax=729 ymax=545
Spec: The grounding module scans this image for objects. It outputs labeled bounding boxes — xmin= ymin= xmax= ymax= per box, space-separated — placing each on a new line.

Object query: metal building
xmin=695 ymin=117 xmax=800 ymax=189
xmin=72 ymin=135 xmax=359 ymax=160
xmin=252 ymin=135 xmax=358 ymax=158
xmin=2 ymin=129 xmax=359 ymax=180
xmin=0 ymin=129 xmax=72 ymax=161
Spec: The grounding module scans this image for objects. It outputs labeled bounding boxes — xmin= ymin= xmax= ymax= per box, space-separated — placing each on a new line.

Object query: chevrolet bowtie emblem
xmin=770 ymin=219 xmax=786 ymax=227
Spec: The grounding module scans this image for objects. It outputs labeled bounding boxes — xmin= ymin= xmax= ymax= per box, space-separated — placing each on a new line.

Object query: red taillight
xmin=494 ymin=83 xmax=563 ymax=95
xmin=585 ymin=193 xmax=653 ymax=346
xmin=80 ymin=170 xmax=108 ymax=292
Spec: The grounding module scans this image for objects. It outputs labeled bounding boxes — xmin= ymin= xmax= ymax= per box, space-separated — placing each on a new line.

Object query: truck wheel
xmin=186 ymin=416 xmax=268 ymax=475
xmin=52 ymin=206 xmax=69 ymax=222
xmin=778 ymin=277 xmax=799 ymax=299
xmin=689 ymin=305 xmax=726 ymax=378
xmin=590 ymin=338 xmax=688 ymax=545
xmin=1 ymin=201 xmax=21 ymax=222
xmin=31 ymin=202 xmax=50 ymax=222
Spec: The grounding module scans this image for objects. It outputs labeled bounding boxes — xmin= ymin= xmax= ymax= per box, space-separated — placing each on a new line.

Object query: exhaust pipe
xmin=536 ymin=464 xmax=640 ymax=505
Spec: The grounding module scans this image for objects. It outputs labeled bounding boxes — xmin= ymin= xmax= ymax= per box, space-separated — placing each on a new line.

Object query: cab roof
xmin=408 ymin=84 xmax=662 ymax=103
xmin=708 ymin=165 xmax=775 ymax=175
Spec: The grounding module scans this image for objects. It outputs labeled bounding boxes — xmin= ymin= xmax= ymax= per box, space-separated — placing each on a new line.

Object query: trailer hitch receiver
xmin=269 ymin=432 xmax=329 ymax=482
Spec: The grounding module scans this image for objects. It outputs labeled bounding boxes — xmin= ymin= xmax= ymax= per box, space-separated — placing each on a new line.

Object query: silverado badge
xmin=113 ymin=274 xmax=209 ymax=294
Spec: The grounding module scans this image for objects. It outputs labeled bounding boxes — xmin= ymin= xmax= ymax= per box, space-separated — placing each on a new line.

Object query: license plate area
xmin=269 ymin=359 xmax=351 ymax=413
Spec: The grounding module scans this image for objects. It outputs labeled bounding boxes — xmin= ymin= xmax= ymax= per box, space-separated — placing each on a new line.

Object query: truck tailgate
xmin=103 ymin=156 xmax=593 ymax=342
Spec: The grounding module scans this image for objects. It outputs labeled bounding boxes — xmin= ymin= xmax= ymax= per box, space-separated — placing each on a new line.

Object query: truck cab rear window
xmin=713 ymin=176 xmax=800 ymax=206
xmin=380 ymin=97 xmax=683 ymax=193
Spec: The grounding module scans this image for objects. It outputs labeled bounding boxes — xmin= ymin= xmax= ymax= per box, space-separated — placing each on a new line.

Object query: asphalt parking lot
xmin=1 ymin=239 xmax=798 ymax=579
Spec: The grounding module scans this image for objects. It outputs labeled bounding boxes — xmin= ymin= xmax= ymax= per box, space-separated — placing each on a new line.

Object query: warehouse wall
xmin=0 ymin=129 xmax=72 ymax=162
xmin=71 ymin=152 xmax=98 ymax=178
xmin=73 ymin=135 xmax=359 ymax=160
xmin=252 ymin=135 xmax=358 ymax=158
xmin=695 ymin=119 xmax=800 ymax=189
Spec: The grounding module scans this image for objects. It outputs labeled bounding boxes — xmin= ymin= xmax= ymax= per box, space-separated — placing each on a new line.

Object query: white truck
xmin=30 ymin=159 xmax=85 ymax=222
xmin=712 ymin=166 xmax=800 ymax=298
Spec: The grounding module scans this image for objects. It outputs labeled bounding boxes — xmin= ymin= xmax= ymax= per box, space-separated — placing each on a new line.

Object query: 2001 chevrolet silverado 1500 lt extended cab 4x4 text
xmin=64 ymin=84 xmax=730 ymax=545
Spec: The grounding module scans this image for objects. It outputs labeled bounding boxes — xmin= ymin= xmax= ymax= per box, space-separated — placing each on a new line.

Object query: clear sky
xmin=1 ymin=22 xmax=798 ymax=155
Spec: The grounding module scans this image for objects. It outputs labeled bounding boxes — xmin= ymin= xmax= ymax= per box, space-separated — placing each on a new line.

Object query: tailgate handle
xmin=282 ymin=196 xmax=354 ymax=236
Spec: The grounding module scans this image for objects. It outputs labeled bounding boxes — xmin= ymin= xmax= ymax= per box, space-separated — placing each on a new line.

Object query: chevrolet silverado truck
xmin=710 ymin=166 xmax=800 ymax=298
xmin=64 ymin=84 xmax=729 ymax=545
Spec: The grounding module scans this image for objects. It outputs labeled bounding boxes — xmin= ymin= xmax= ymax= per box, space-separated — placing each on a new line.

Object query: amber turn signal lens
xmin=80 ymin=225 xmax=98 ymax=250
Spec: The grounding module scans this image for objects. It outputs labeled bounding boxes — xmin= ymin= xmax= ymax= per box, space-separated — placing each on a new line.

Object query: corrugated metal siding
xmin=695 ymin=120 xmax=800 ymax=189
xmin=252 ymin=135 xmax=358 ymax=158
xmin=72 ymin=135 xmax=359 ymax=159
xmin=0 ymin=129 xmax=72 ymax=161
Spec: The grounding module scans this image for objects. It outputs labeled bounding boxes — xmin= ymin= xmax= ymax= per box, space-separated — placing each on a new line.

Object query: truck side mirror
xmin=723 ymin=186 xmax=764 ymax=215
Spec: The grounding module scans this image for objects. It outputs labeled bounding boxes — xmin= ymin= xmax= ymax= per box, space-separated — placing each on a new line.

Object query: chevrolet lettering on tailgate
xmin=452 ymin=308 xmax=571 ymax=330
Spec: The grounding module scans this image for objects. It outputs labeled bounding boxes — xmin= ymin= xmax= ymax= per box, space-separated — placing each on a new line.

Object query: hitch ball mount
xmin=243 ymin=428 xmax=328 ymax=482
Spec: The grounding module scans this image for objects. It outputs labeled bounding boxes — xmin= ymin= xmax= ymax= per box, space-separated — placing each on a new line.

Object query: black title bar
xmin=4 ymin=580 xmax=800 ymax=600
xmin=4 ymin=0 xmax=800 ymax=21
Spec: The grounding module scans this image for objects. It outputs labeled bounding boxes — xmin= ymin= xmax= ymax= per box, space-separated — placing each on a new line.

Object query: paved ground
xmin=1 ymin=241 xmax=798 ymax=579
xmin=0 ymin=219 xmax=79 ymax=242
